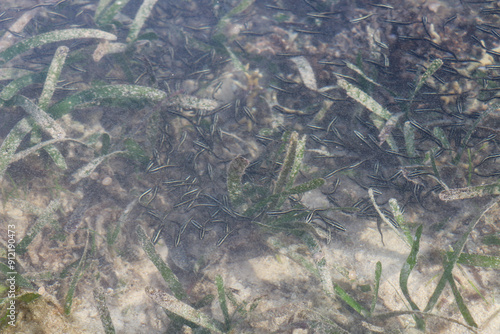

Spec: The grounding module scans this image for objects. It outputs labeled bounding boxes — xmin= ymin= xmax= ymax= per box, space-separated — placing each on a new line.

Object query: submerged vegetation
xmin=0 ymin=0 xmax=499 ymax=332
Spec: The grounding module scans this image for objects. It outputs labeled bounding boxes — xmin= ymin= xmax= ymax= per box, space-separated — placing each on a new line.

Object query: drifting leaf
xmin=344 ymin=61 xmax=382 ymax=88
xmin=43 ymin=144 xmax=68 ymax=170
xmin=146 ymin=287 xmax=224 ymax=333
xmin=448 ymin=275 xmax=478 ymax=328
xmin=17 ymin=200 xmax=60 ymax=255
xmin=286 ymin=178 xmax=325 ymax=195
xmin=267 ymin=132 xmax=302 ymax=211
xmin=291 ymin=56 xmax=318 ymax=91
xmin=371 ymin=261 xmax=382 ymax=314
xmin=316 ymin=252 xmax=336 ymax=295
xmin=369 ymin=188 xmax=410 ymax=248
xmin=10 ymin=137 xmax=82 ymax=166
xmin=17 ymin=292 xmax=41 ymax=303
xmin=38 ymin=45 xmax=69 ymax=110
xmin=378 ymin=112 xmax=402 ymax=146
xmin=126 ymin=0 xmax=159 ymax=43
xmin=334 ymin=283 xmax=370 ymax=317
xmin=439 ymin=183 xmax=500 ymax=201
xmin=93 ymin=287 xmax=116 ymax=334
xmin=65 ymin=232 xmax=91 ymax=314
xmin=399 ymin=225 xmax=426 ymax=330
xmin=95 ymin=0 xmax=115 ymax=20
xmin=410 ymin=58 xmax=443 ymax=101
xmin=70 ymin=151 xmax=125 ymax=184
xmin=227 ymin=156 xmax=250 ymax=209
xmin=287 ymin=134 xmax=307 ymax=189
xmin=453 ymin=252 xmax=500 ymax=269
xmin=403 ymin=121 xmax=416 ymax=159
xmin=216 ymin=275 xmax=231 ymax=331
xmin=274 ymin=131 xmax=298 ymax=196
xmin=0 ymin=118 xmax=32 ymax=183
xmin=93 ymin=41 xmax=127 ymax=62
xmin=0 ymin=29 xmax=117 ymax=66
xmin=337 ymin=76 xmax=392 ymax=120
xmin=95 ymin=0 xmax=131 ymax=26
xmin=388 ymin=198 xmax=413 ymax=246
xmin=14 ymin=95 xmax=66 ymax=139
xmin=224 ymin=44 xmax=247 ymax=72
xmin=299 ymin=233 xmax=337 ymax=297
xmin=49 ymin=84 xmax=168 ymax=118
xmin=424 ymin=199 xmax=499 ymax=313
xmin=315 ymin=252 xmax=335 ymax=297
xmin=137 ymin=226 xmax=186 ymax=300
xmin=165 ymin=94 xmax=219 ymax=110
xmin=0 ymin=71 xmax=46 ymax=104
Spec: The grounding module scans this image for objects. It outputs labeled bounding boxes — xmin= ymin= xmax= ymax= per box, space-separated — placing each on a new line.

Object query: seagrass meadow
xmin=0 ymin=0 xmax=499 ymax=333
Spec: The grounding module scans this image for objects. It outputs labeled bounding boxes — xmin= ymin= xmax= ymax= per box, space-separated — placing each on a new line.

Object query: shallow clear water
xmin=0 ymin=0 xmax=499 ymax=333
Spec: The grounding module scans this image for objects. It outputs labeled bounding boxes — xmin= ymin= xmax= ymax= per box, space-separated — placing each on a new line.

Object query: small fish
xmin=443 ymin=15 xmax=457 ymax=28
xmin=217 ymin=229 xmax=235 ymax=246
xmin=369 ymin=3 xmax=394 ymax=10
xmin=151 ymin=225 xmax=165 ymax=245
xmin=269 ymin=84 xmax=293 ymax=94
xmin=349 ymin=13 xmax=374 ymax=24
xmin=294 ymin=29 xmax=323 ymax=35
